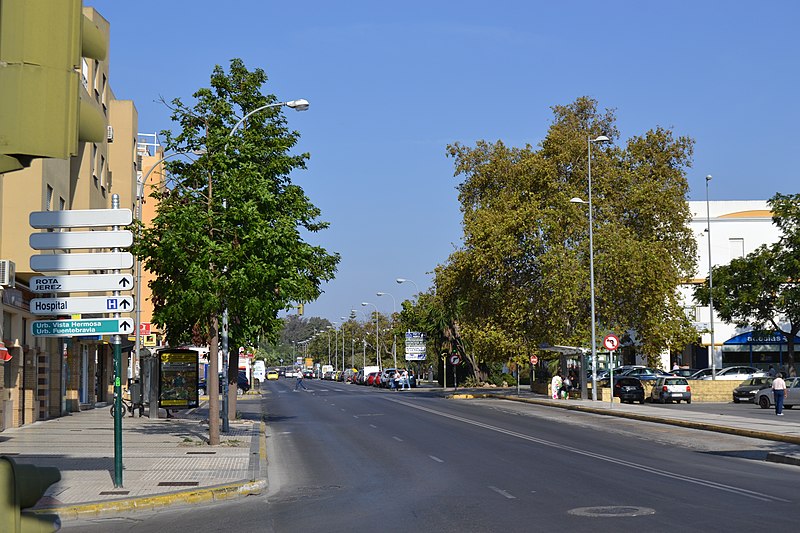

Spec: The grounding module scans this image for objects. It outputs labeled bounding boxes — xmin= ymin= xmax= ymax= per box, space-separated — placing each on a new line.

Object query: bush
xmin=489 ymin=373 xmax=517 ymax=387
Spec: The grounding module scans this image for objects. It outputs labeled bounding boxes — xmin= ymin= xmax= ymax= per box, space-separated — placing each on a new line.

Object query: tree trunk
xmin=208 ymin=315 xmax=220 ymax=445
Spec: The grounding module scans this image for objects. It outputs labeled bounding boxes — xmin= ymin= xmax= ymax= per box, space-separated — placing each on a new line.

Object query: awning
xmin=0 ymin=341 xmax=10 ymax=363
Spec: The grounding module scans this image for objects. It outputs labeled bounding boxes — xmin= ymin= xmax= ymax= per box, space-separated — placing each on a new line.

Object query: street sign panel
xmin=30 ymin=230 xmax=133 ymax=250
xmin=29 ymin=274 xmax=133 ymax=293
xmin=31 ymin=318 xmax=134 ymax=337
xmin=404 ymin=331 xmax=426 ymax=361
xmin=603 ymin=334 xmax=620 ymax=352
xmin=30 ymin=252 xmax=133 ymax=272
xmin=30 ymin=296 xmax=134 ymax=315
xmin=30 ymin=209 xmax=133 ymax=229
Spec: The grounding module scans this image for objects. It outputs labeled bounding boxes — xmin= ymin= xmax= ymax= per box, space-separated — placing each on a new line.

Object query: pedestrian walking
xmin=294 ymin=369 xmax=308 ymax=391
xmin=772 ymin=373 xmax=787 ymax=415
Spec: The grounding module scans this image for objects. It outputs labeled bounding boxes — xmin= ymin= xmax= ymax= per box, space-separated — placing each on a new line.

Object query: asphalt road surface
xmin=66 ymin=379 xmax=799 ymax=532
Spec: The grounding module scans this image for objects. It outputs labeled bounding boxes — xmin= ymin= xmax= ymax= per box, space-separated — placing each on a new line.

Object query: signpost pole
xmin=111 ymin=195 xmax=123 ymax=488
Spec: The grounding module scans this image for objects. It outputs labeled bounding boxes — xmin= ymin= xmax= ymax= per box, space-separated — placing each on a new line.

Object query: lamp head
xmin=395 ymin=278 xmax=406 ymax=284
xmin=286 ymin=99 xmax=310 ymax=111
xmin=591 ymin=135 xmax=610 ymax=143
xmin=706 ymin=174 xmax=712 ymax=182
xmin=361 ymin=302 xmax=368 ymax=307
xmin=570 ymin=197 xmax=587 ymax=204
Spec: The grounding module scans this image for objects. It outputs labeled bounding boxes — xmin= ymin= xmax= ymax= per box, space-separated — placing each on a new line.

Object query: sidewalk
xmin=0 ymin=398 xmax=265 ymax=521
xmin=448 ymin=388 xmax=800 ymax=464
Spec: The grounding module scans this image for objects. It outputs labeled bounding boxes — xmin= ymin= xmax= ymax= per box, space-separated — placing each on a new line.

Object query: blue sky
xmin=90 ymin=0 xmax=799 ymax=322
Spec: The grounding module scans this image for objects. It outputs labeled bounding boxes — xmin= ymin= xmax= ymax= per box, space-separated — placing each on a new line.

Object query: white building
xmin=679 ymin=200 xmax=792 ymax=371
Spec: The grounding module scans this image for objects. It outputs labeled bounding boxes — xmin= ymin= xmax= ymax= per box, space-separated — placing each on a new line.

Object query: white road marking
xmin=369 ymin=424 xmax=378 ymax=429
xmin=393 ymin=436 xmax=403 ymax=442
xmin=386 ymin=397 xmax=791 ymax=503
xmin=488 ymin=486 xmax=516 ymax=499
xmin=429 ymin=455 xmax=444 ymax=463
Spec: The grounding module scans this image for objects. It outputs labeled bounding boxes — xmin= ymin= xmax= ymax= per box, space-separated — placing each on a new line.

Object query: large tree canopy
xmin=695 ymin=193 xmax=800 ymax=368
xmin=136 ymin=59 xmax=339 ymax=346
xmin=437 ymin=97 xmax=698 ymax=368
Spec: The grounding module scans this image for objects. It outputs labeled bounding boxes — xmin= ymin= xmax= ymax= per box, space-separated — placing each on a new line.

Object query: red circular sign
xmin=530 ymin=354 xmax=539 ymax=365
xmin=603 ymin=334 xmax=620 ymax=351
xmin=449 ymin=354 xmax=461 ymax=366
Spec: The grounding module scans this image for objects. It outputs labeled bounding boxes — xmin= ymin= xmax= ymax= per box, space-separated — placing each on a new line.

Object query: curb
xmin=448 ymin=393 xmax=800 ymax=446
xmin=32 ymin=479 xmax=267 ymax=522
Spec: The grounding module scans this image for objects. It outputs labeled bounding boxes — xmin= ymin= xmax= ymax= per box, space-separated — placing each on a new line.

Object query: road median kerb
xmin=447 ymin=392 xmax=800 ymax=446
xmin=32 ymin=479 xmax=267 ymax=522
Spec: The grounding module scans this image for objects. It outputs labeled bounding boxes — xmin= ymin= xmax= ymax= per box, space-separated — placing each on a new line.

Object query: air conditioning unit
xmin=0 ymin=260 xmax=15 ymax=288
xmin=107 ymin=125 xmax=114 ymax=142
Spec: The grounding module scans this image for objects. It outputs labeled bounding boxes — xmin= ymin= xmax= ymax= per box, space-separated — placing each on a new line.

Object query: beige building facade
xmin=0 ymin=7 xmax=139 ymax=429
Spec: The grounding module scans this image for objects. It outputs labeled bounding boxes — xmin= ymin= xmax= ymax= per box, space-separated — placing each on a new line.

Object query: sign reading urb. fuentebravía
xmin=405 ymin=331 xmax=426 ymax=361
xmin=158 ymin=349 xmax=199 ymax=410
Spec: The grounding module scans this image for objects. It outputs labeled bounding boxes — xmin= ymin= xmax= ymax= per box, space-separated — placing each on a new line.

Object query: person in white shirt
xmin=772 ymin=373 xmax=787 ymax=415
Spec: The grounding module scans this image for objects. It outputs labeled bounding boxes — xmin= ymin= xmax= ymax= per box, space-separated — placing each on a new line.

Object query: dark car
xmin=732 ymin=376 xmax=774 ymax=403
xmin=198 ymin=370 xmax=250 ymax=396
xmin=613 ymin=377 xmax=645 ymax=404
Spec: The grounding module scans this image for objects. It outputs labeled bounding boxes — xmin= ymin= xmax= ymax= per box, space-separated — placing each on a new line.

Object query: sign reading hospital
xmin=404 ymin=331 xmax=426 ymax=361
xmin=30 ymin=296 xmax=134 ymax=315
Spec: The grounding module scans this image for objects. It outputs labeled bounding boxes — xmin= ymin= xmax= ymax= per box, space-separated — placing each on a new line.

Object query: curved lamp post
xmin=705 ymin=174 xmax=716 ymax=380
xmin=570 ymin=134 xmax=610 ymax=401
xmin=395 ymin=277 xmax=420 ymax=296
xmin=362 ymin=302 xmax=380 ymax=368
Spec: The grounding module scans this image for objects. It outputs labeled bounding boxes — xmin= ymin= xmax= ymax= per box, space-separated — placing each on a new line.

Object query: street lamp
xmin=340 ymin=317 xmax=347 ymax=371
xmin=362 ymin=302 xmax=380 ymax=368
xmin=570 ymin=134 xmax=610 ymax=401
xmin=377 ymin=292 xmax=397 ymax=368
xmin=705 ymin=174 xmax=716 ymax=380
xmin=395 ymin=277 xmax=420 ymax=296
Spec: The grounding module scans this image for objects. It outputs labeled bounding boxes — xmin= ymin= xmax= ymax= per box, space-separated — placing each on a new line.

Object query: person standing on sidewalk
xmin=294 ymin=368 xmax=308 ymax=391
xmin=772 ymin=373 xmax=787 ymax=415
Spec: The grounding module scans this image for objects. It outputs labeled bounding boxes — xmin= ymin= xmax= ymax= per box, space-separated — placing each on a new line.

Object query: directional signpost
xmin=29 ymin=204 xmax=133 ymax=488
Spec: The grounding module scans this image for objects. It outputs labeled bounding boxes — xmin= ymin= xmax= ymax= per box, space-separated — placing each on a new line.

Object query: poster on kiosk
xmin=158 ymin=348 xmax=199 ymax=410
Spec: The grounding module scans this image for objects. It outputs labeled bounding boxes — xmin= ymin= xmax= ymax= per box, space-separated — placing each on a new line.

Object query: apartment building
xmin=0 ymin=7 xmax=138 ymax=429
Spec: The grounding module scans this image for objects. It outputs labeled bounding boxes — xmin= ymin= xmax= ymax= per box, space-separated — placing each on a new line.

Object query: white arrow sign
xmin=30 ymin=209 xmax=133 ymax=229
xmin=30 ymin=296 xmax=135 ymax=315
xmin=30 ymin=252 xmax=133 ymax=272
xmin=30 ymin=230 xmax=133 ymax=250
xmin=30 ymin=274 xmax=134 ymax=293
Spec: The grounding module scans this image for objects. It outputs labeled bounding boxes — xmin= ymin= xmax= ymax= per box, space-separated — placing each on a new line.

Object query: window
xmin=46 ymin=185 xmax=53 ymax=211
xmin=729 ymin=238 xmax=744 ymax=260
xmin=59 ymin=197 xmax=65 ymax=210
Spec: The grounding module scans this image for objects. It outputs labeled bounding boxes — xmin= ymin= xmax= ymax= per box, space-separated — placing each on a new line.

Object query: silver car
xmin=649 ymin=376 xmax=692 ymax=404
xmin=754 ymin=377 xmax=800 ymax=409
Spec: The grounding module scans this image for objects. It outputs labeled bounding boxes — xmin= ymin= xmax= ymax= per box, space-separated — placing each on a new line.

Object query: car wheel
xmin=758 ymin=396 xmax=770 ymax=409
xmin=198 ymin=387 xmax=206 ymax=396
xmin=786 ymin=405 xmax=793 ymax=410
xmin=733 ymin=397 xmax=740 ymax=404
xmin=686 ymin=398 xmax=691 ymax=404
xmin=237 ymin=387 xmax=245 ymax=397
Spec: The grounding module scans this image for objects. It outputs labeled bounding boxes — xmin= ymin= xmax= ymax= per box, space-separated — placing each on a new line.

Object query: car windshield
xmin=666 ymin=378 xmax=688 ymax=385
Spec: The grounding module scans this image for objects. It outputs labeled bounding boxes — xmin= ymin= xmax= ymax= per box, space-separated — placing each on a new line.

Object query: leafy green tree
xmin=135 ymin=60 xmax=339 ymax=443
xmin=438 ymin=97 xmax=697 ymax=370
xmin=695 ymin=193 xmax=800 ymax=369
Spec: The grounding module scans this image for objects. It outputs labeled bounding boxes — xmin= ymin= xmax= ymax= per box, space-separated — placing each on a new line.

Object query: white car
xmin=754 ymin=377 xmax=800 ymax=409
xmin=695 ymin=366 xmax=767 ymax=381
xmin=649 ymin=376 xmax=692 ymax=404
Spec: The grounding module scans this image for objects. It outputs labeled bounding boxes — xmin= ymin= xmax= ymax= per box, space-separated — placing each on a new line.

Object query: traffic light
xmin=0 ymin=0 xmax=107 ymax=173
xmin=297 ymin=304 xmax=304 ymax=316
xmin=0 ymin=456 xmax=61 ymax=532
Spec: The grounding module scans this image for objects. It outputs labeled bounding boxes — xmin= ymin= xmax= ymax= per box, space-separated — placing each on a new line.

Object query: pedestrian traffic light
xmin=0 ymin=0 xmax=107 ymax=173
xmin=0 ymin=456 xmax=61 ymax=532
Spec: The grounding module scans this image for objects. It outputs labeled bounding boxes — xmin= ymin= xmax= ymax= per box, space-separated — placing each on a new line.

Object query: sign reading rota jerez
xmin=29 ymin=208 xmax=134 ymax=337
xmin=405 ymin=331 xmax=426 ymax=361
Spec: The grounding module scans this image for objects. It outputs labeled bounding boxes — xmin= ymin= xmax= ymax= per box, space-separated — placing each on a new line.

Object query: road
xmin=66 ymin=379 xmax=799 ymax=532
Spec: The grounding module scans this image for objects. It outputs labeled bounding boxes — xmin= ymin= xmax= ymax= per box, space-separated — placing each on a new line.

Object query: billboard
xmin=158 ymin=349 xmax=199 ymax=410
xmin=404 ymin=331 xmax=426 ymax=361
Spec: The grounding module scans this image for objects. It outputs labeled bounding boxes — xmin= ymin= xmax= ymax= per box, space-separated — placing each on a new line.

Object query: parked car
xmin=366 ymin=372 xmax=380 ymax=386
xmin=302 ymin=369 xmax=314 ymax=379
xmin=695 ymin=366 xmax=767 ymax=381
xmin=618 ymin=367 xmax=670 ymax=382
xmin=668 ymin=368 xmax=699 ymax=378
xmin=198 ymin=370 xmax=251 ymax=396
xmin=754 ymin=377 xmax=800 ymax=409
xmin=732 ymin=377 xmax=773 ymax=403
xmin=267 ymin=370 xmax=279 ymax=381
xmin=649 ymin=376 xmax=692 ymax=404
xmin=613 ymin=377 xmax=645 ymax=404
